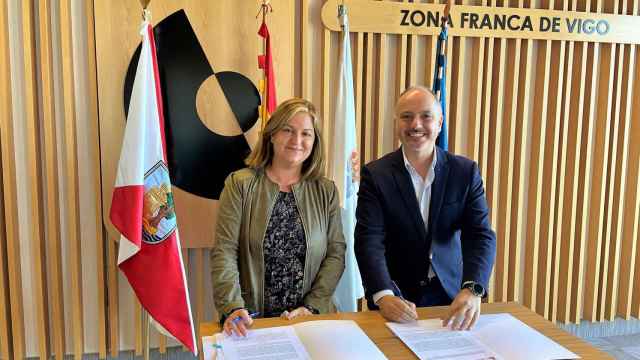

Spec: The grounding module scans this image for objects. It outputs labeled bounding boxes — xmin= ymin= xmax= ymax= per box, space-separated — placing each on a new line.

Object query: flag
xmin=332 ymin=4 xmax=365 ymax=312
xmin=258 ymin=19 xmax=277 ymax=126
xmin=110 ymin=20 xmax=197 ymax=354
xmin=432 ymin=18 xmax=448 ymax=151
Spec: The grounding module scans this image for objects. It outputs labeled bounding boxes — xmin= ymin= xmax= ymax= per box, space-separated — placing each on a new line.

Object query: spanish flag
xmin=258 ymin=19 xmax=276 ymax=127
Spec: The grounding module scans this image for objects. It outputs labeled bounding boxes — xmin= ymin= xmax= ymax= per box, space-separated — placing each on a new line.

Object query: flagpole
xmin=258 ymin=0 xmax=271 ymax=130
xmin=142 ymin=310 xmax=150 ymax=360
xmin=139 ymin=3 xmax=152 ymax=358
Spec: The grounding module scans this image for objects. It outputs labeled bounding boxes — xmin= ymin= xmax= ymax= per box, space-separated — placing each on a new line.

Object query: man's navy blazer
xmin=355 ymin=146 xmax=496 ymax=306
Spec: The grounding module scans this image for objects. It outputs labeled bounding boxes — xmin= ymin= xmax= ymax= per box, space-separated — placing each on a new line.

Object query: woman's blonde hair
xmin=245 ymin=98 xmax=325 ymax=181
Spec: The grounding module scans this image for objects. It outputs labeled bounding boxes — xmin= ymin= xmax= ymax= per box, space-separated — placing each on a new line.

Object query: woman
xmin=211 ymin=98 xmax=346 ymax=336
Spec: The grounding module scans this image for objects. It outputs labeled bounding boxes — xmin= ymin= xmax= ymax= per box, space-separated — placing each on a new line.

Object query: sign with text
xmin=321 ymin=0 xmax=640 ymax=44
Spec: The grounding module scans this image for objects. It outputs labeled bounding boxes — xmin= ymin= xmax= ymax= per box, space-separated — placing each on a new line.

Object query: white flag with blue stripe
xmin=332 ymin=4 xmax=364 ymax=312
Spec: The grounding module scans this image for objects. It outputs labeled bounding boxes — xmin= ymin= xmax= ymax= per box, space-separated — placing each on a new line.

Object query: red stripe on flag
xmin=258 ymin=21 xmax=277 ymax=114
xmin=119 ymin=232 xmax=195 ymax=352
xmin=147 ymin=24 xmax=168 ymax=163
xmin=110 ymin=185 xmax=144 ymax=247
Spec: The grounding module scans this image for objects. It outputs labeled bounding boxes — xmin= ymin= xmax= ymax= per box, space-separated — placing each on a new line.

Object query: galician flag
xmin=109 ymin=20 xmax=196 ymax=354
xmin=332 ymin=4 xmax=365 ymax=312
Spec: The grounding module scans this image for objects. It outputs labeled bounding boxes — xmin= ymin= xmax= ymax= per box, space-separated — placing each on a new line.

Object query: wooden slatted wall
xmin=1 ymin=0 xmax=639 ymax=358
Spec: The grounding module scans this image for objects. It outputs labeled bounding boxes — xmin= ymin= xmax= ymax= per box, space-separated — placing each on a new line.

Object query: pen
xmin=231 ymin=311 xmax=260 ymax=324
xmin=391 ymin=280 xmax=406 ymax=300
xmin=391 ymin=280 xmax=416 ymax=308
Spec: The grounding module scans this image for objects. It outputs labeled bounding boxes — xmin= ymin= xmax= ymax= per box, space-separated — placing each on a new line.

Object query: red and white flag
xmin=110 ymin=21 xmax=196 ymax=354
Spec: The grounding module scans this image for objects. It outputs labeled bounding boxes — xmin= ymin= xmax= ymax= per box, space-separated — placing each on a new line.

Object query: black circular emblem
xmin=124 ymin=10 xmax=260 ymax=200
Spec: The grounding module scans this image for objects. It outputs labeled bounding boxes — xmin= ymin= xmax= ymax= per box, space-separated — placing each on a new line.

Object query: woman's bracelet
xmin=301 ymin=304 xmax=319 ymax=314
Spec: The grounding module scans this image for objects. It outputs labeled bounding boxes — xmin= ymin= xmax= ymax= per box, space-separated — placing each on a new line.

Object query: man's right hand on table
xmin=377 ymin=295 xmax=418 ymax=323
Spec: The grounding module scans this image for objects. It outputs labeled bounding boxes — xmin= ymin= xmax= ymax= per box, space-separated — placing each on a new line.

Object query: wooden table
xmin=200 ymin=302 xmax=612 ymax=359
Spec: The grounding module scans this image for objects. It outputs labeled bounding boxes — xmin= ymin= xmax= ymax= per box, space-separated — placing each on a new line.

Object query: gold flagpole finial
xmin=140 ymin=0 xmax=151 ymax=21
xmin=256 ymin=0 xmax=273 ymax=19
xmin=442 ymin=0 xmax=453 ymax=28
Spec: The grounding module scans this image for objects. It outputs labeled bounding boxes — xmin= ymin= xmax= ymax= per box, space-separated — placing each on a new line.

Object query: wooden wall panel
xmin=626 ymin=46 xmax=640 ymax=320
xmin=2 ymin=1 xmax=26 ymax=358
xmin=362 ymin=32 xmax=375 ymax=164
xmin=301 ymin=0 xmax=310 ymax=99
xmin=83 ymin=0 xmax=108 ymax=355
xmin=614 ymin=42 xmax=636 ymax=320
xmin=497 ymin=35 xmax=519 ymax=303
xmin=60 ymin=0 xmax=85 ymax=356
xmin=487 ymin=35 xmax=506 ymax=302
xmin=585 ymin=40 xmax=615 ymax=322
xmin=322 ymin=28 xmax=331 ymax=144
xmin=107 ymin=233 xmax=119 ymax=358
xmin=355 ymin=32 xmax=364 ymax=146
xmin=466 ymin=36 xmax=485 ymax=161
xmin=605 ymin=41 xmax=631 ymax=321
xmin=615 ymin=0 xmax=639 ymax=321
xmin=0 ymin=1 xmax=16 ymax=357
xmin=375 ymin=34 xmax=388 ymax=159
xmin=596 ymin=0 xmax=618 ymax=323
xmin=541 ymin=36 xmax=565 ymax=320
xmin=0 ymin=149 xmax=12 ymax=360
xmin=449 ymin=33 xmax=465 ymax=155
xmin=572 ymin=39 xmax=597 ymax=324
xmin=38 ymin=0 xmax=66 ymax=356
xmin=21 ymin=0 xmax=50 ymax=357
xmin=508 ymin=32 xmax=531 ymax=303
xmin=523 ymin=36 xmax=551 ymax=311
xmin=557 ymin=38 xmax=584 ymax=324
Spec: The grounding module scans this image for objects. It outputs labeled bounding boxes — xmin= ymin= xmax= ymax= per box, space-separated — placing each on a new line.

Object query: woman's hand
xmin=223 ymin=309 xmax=253 ymax=337
xmin=280 ymin=306 xmax=313 ymax=320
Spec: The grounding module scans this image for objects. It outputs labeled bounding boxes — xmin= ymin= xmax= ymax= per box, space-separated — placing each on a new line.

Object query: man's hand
xmin=378 ymin=295 xmax=418 ymax=323
xmin=281 ymin=306 xmax=313 ymax=320
xmin=223 ymin=308 xmax=253 ymax=337
xmin=442 ymin=288 xmax=481 ymax=330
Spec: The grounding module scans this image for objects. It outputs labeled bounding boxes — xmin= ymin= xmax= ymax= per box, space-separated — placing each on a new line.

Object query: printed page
xmin=472 ymin=314 xmax=579 ymax=360
xmin=218 ymin=325 xmax=311 ymax=360
xmin=293 ymin=320 xmax=388 ymax=360
xmin=202 ymin=335 xmax=217 ymax=360
xmin=387 ymin=320 xmax=502 ymax=360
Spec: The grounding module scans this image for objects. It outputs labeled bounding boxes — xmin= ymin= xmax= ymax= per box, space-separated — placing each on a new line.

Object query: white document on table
xmin=202 ymin=335 xmax=218 ymax=360
xmin=218 ymin=325 xmax=311 ymax=360
xmin=387 ymin=313 xmax=580 ymax=360
xmin=205 ymin=320 xmax=387 ymax=360
xmin=387 ymin=320 xmax=499 ymax=360
xmin=292 ymin=320 xmax=387 ymax=360
xmin=471 ymin=314 xmax=579 ymax=360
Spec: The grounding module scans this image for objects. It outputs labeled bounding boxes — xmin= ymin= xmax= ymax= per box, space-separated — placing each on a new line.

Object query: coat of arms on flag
xmin=142 ymin=162 xmax=176 ymax=244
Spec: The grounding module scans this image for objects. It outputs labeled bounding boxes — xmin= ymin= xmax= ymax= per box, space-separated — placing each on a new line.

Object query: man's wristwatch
xmin=461 ymin=281 xmax=486 ymax=297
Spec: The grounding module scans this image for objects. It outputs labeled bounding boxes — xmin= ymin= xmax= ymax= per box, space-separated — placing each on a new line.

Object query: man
xmin=355 ymin=86 xmax=496 ymax=330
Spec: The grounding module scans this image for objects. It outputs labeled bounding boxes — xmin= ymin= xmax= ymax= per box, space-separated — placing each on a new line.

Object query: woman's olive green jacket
xmin=211 ymin=168 xmax=346 ymax=318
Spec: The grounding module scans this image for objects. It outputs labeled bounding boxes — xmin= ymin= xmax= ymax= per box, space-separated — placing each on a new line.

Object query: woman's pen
xmin=231 ymin=311 xmax=260 ymax=324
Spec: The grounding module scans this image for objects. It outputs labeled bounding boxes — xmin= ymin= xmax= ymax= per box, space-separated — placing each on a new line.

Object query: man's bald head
xmin=395 ymin=86 xmax=442 ymax=120
xmin=394 ymin=85 xmax=443 ymax=154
